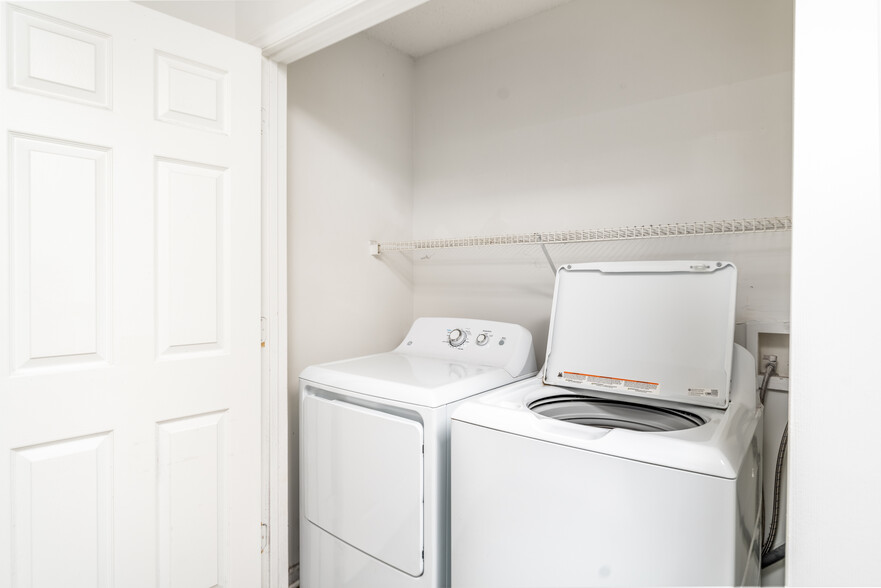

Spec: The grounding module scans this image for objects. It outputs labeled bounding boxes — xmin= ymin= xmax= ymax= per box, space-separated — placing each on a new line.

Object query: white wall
xmin=286 ymin=33 xmax=415 ymax=568
xmin=412 ymin=0 xmax=793 ymax=361
xmin=789 ymin=1 xmax=881 ymax=585
xmin=235 ymin=0 xmax=315 ymax=43
xmin=136 ymin=1 xmax=237 ymax=37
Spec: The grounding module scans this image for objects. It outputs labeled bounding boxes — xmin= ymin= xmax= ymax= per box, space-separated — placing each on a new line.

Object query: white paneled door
xmin=0 ymin=2 xmax=262 ymax=587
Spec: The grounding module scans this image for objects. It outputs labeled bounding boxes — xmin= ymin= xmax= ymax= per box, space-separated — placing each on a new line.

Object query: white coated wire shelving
xmin=369 ymin=216 xmax=792 ymax=255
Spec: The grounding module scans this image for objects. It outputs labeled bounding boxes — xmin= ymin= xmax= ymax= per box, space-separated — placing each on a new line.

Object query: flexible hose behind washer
xmin=762 ymin=543 xmax=786 ymax=569
xmin=757 ymin=361 xmax=775 ymax=547
xmin=762 ymin=422 xmax=788 ymax=557
xmin=757 ymin=358 xmax=788 ymax=565
xmin=759 ymin=358 xmax=776 ymax=405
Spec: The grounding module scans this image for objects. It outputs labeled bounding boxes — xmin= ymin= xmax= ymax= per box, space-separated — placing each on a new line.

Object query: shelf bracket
xmin=537 ymin=235 xmax=557 ymax=276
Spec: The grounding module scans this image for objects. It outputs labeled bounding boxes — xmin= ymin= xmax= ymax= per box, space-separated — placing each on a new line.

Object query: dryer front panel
xmin=303 ymin=392 xmax=424 ymax=577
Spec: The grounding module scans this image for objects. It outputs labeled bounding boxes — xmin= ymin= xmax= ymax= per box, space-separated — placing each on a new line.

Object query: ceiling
xmin=365 ymin=0 xmax=572 ymax=58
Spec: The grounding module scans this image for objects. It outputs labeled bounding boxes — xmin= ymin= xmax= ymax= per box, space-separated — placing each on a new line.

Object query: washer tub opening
xmin=528 ymin=394 xmax=706 ymax=432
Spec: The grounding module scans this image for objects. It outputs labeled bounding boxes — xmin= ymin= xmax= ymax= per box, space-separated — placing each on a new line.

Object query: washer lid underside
xmin=543 ymin=262 xmax=737 ymax=409
xmin=529 ymin=394 xmax=706 ymax=432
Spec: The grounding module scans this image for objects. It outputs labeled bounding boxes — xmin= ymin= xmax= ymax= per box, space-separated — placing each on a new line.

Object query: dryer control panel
xmin=445 ymin=326 xmax=498 ymax=349
xmin=394 ymin=317 xmax=537 ymax=378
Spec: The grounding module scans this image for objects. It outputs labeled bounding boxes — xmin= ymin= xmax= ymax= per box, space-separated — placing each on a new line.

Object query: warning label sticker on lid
xmin=688 ymin=387 xmax=720 ymax=398
xmin=558 ymin=371 xmax=661 ymax=395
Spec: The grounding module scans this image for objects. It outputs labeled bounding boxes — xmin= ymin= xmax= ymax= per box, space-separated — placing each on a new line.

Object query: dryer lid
xmin=543 ymin=261 xmax=737 ymax=408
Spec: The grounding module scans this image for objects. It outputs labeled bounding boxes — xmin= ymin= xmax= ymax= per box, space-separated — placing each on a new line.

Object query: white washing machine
xmin=450 ymin=261 xmax=763 ymax=587
xmin=299 ymin=317 xmax=537 ymax=588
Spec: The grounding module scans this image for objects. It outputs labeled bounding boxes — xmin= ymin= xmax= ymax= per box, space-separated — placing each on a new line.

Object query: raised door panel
xmin=11 ymin=433 xmax=113 ymax=588
xmin=7 ymin=5 xmax=112 ymax=108
xmin=155 ymin=158 xmax=228 ymax=358
xmin=155 ymin=52 xmax=228 ymax=133
xmin=157 ymin=412 xmax=228 ymax=588
xmin=9 ymin=134 xmax=110 ymax=372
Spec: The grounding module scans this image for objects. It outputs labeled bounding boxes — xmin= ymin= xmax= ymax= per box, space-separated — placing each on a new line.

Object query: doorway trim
xmin=253 ymin=0 xmax=429 ymax=63
xmin=261 ymin=56 xmax=289 ymax=588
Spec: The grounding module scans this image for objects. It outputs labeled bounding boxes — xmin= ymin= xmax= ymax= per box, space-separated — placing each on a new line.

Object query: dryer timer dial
xmin=448 ymin=328 xmax=467 ymax=347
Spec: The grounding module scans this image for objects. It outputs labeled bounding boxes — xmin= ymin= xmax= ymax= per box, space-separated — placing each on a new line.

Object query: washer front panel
xmin=450 ymin=419 xmax=750 ymax=587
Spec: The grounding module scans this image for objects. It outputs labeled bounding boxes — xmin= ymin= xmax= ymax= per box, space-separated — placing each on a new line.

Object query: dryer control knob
xmin=449 ymin=328 xmax=466 ymax=347
xmin=476 ymin=333 xmax=488 ymax=346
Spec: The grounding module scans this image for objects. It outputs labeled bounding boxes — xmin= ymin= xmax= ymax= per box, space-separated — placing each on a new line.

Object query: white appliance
xmin=451 ymin=261 xmax=763 ymax=587
xmin=299 ymin=317 xmax=537 ymax=588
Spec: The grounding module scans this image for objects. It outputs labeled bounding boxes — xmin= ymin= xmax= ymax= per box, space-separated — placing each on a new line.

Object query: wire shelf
xmin=370 ymin=216 xmax=792 ymax=255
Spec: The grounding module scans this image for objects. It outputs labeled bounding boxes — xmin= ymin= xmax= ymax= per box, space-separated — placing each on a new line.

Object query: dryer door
xmin=303 ymin=393 xmax=424 ymax=576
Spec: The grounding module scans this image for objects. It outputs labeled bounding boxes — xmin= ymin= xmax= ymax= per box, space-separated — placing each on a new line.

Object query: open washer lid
xmin=543 ymin=261 xmax=737 ymax=409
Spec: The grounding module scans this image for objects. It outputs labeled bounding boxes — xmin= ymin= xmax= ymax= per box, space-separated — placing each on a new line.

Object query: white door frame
xmin=261 ymin=57 xmax=289 ymax=588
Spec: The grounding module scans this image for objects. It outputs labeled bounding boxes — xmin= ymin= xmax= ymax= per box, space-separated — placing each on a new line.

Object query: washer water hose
xmin=763 ymin=422 xmax=788 ymax=557
xmin=757 ymin=357 xmax=788 ymax=568
xmin=759 ymin=356 xmax=777 ymax=404
xmin=762 ymin=543 xmax=786 ymax=568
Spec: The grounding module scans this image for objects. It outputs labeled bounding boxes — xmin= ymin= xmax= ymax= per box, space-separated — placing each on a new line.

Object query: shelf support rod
xmin=537 ymin=234 xmax=557 ymax=276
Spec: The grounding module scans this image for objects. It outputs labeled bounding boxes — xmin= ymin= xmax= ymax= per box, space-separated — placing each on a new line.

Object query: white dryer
xmin=300 ymin=317 xmax=537 ymax=588
xmin=450 ymin=261 xmax=763 ymax=587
